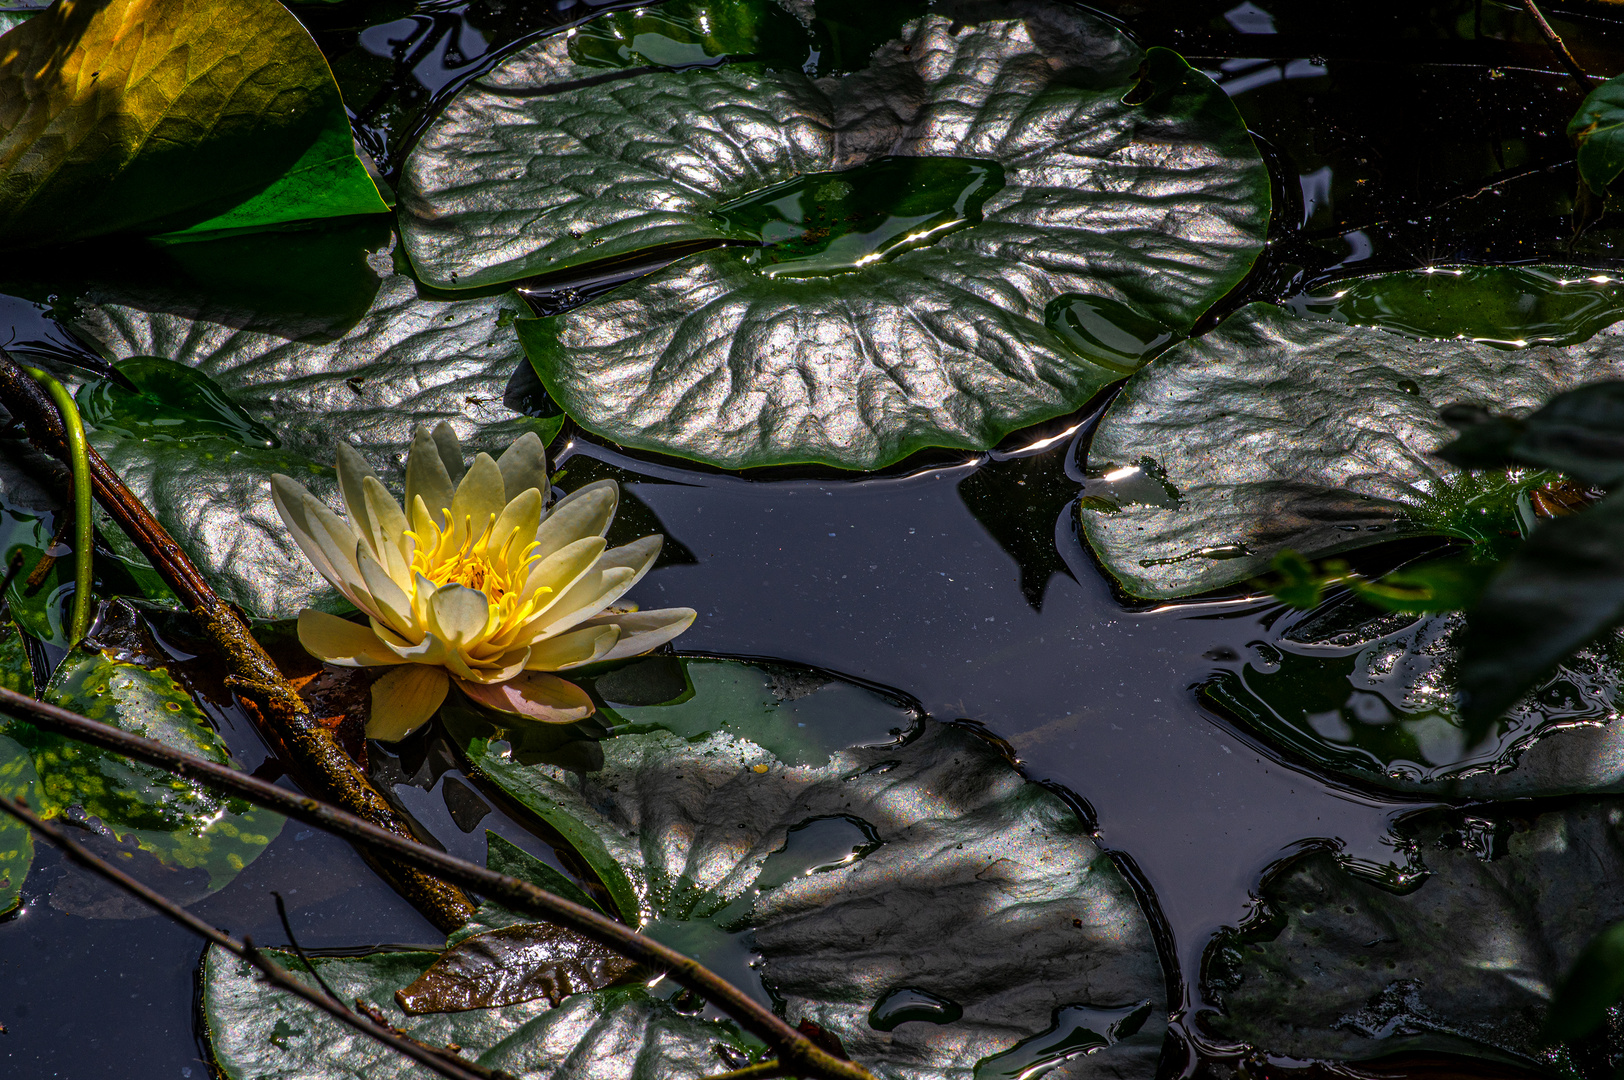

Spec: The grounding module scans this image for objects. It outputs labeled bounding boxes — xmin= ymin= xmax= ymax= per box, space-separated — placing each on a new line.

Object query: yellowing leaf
xmin=0 ymin=0 xmax=387 ymax=247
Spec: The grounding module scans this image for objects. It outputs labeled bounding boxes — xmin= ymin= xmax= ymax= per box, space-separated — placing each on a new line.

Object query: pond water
xmin=1 ymin=0 xmax=1623 ymax=1077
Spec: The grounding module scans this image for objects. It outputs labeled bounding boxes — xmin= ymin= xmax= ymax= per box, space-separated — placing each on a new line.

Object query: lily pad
xmin=70 ymin=245 xmax=559 ymax=620
xmin=1201 ymin=594 xmax=1624 ymax=800
xmin=1 ymin=641 xmax=280 ymax=904
xmin=401 ymin=1 xmax=1269 ymax=468
xmin=450 ymin=656 xmax=1169 ymax=1080
xmin=1080 ymin=302 xmax=1624 ymax=599
xmin=0 ymin=619 xmax=38 ymax=916
xmin=1201 ymin=799 xmax=1624 ymax=1072
xmin=0 ymin=0 xmax=386 ymax=248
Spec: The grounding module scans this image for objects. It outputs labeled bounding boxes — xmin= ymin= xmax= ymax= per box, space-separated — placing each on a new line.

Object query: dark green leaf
xmin=0 ymin=731 xmax=37 ymax=916
xmin=0 ymin=0 xmax=386 ymax=247
xmin=1547 ymin=921 xmax=1624 ymax=1042
xmin=1439 ymin=381 xmax=1624 ymax=489
xmin=453 ymin=657 xmax=1168 ymax=1080
xmin=402 ymin=4 xmax=1267 ymax=468
xmin=1203 ymin=801 xmax=1624 ymax=1072
xmin=1459 ymin=492 xmax=1624 ymax=735
xmin=1081 ymin=302 xmax=1622 ymax=599
xmin=1349 ymin=556 xmax=1498 ymax=614
xmin=478 ymin=831 xmax=607 ymax=921
xmin=1568 ymin=72 xmax=1624 ymax=197
xmin=396 ymin=923 xmax=640 ymax=1014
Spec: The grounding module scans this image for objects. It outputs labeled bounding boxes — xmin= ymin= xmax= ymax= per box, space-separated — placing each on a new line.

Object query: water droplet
xmin=972 ymin=1001 xmax=1154 ymax=1080
xmin=868 ymin=987 xmax=963 ymax=1031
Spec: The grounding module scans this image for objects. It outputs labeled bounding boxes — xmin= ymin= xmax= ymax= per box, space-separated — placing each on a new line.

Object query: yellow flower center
xmin=407 ymin=511 xmax=547 ymax=614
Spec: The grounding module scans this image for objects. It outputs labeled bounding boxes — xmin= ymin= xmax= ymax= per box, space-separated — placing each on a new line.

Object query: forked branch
xmin=0 ymin=685 xmax=877 ymax=1080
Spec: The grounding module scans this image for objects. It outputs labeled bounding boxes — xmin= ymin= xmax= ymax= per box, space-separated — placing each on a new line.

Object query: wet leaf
xmin=1569 ymin=72 xmax=1624 ymax=197
xmin=75 ymin=357 xmax=280 ymax=448
xmin=1202 ymin=800 xmax=1624 ymax=1072
xmin=1288 ymin=265 xmax=1624 ymax=349
xmin=204 ymin=948 xmax=756 ymax=1080
xmin=402 ymin=2 xmax=1268 ymax=468
xmin=396 ymin=922 xmax=640 ymax=1014
xmin=3 ymin=643 xmax=280 ymax=900
xmin=454 ymin=657 xmax=1169 ymax=1080
xmin=0 ymin=0 xmax=386 ymax=248
xmin=0 ymin=730 xmax=35 ymax=916
xmin=1200 ymin=602 xmax=1624 ymax=799
xmin=1081 ymin=303 xmax=1624 ymax=599
xmin=71 ymin=244 xmax=559 ymax=619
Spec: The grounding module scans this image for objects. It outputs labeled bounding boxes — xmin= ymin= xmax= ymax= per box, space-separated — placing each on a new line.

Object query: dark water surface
xmin=3 ymin=0 xmax=1624 ymax=1076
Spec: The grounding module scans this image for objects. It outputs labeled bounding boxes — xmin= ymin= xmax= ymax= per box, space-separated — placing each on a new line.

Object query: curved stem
xmin=23 ymin=367 xmax=92 ymax=644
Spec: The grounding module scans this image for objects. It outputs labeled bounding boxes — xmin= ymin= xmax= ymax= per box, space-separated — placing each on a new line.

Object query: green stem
xmin=23 ymin=368 xmax=92 ymax=644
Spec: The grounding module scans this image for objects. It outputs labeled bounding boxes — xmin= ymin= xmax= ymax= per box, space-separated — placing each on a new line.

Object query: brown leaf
xmin=395 ymin=922 xmax=639 ymax=1014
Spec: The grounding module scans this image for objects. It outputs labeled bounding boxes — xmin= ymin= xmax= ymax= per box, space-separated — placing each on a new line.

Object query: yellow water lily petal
xmin=298 ymin=610 xmax=405 ymax=668
xmin=405 ymin=427 xmax=456 ymax=521
xmin=335 ymin=444 xmax=381 ymax=558
xmin=428 ymin=584 xmax=495 ymax=648
xmin=579 ymin=607 xmax=697 ymax=663
xmin=525 ymin=624 xmax=620 ymax=671
xmin=357 ymin=552 xmax=414 ymax=637
xmin=367 ymin=664 xmax=450 ymax=742
xmin=495 ymin=431 xmax=548 ymax=503
xmin=449 ymin=452 xmax=505 ymax=541
xmin=534 ymin=535 xmax=662 ymax=637
xmin=533 ymin=480 xmax=617 ymax=560
xmin=521 ymin=535 xmax=607 ymax=610
xmin=456 ymin=671 xmax=593 ymax=724
xmin=361 ymin=475 xmax=409 ymax=574
xmin=431 ymin=422 xmax=466 ymax=486
xmin=489 ymin=488 xmax=543 ymax=569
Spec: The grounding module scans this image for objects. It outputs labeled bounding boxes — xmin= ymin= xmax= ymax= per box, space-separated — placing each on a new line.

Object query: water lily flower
xmin=270 ymin=423 xmax=696 ymax=741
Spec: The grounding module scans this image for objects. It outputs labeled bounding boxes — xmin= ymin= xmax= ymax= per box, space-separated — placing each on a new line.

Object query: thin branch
xmin=272 ymin=891 xmax=348 ymax=1009
xmin=0 ymin=685 xmax=878 ymax=1080
xmin=0 ymin=349 xmax=474 ymax=931
xmin=0 ymin=797 xmax=510 ymax=1080
xmin=1520 ymin=0 xmax=1598 ymax=94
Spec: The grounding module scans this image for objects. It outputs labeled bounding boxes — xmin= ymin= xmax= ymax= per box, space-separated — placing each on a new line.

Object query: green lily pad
xmin=70 ymin=245 xmax=559 ymax=620
xmin=1080 ymin=302 xmax=1624 ymax=599
xmin=203 ymin=948 xmax=757 ymax=1080
xmin=0 ymin=0 xmax=386 ymax=248
xmin=75 ymin=357 xmax=280 ymax=448
xmin=450 ymin=657 xmax=1168 ymax=1080
xmin=2 ymin=641 xmax=281 ymax=903
xmin=1201 ymin=800 xmax=1624 ymax=1073
xmin=1201 ymin=595 xmax=1624 ymax=799
xmin=0 ymin=619 xmax=38 ymax=916
xmin=1570 ymin=72 xmax=1624 ymax=198
xmin=401 ymin=1 xmax=1268 ymax=468
xmin=1286 ymin=265 xmax=1624 ymax=349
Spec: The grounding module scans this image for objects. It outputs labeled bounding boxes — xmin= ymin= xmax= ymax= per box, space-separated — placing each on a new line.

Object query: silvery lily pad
xmin=1202 ymin=598 xmax=1624 ymax=801
xmin=1201 ymin=799 xmax=1624 ymax=1072
xmin=445 ymin=656 xmax=1168 ymax=1080
xmin=1080 ymin=302 xmax=1624 ymax=600
xmin=400 ymin=1 xmax=1269 ymax=468
xmin=69 ymin=244 xmax=557 ymax=620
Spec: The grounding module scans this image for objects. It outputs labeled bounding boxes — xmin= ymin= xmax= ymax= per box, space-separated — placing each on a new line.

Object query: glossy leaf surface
xmin=71 ymin=245 xmax=557 ymax=620
xmin=403 ymin=2 xmax=1268 ymax=468
xmin=1081 ymin=303 xmax=1624 ymax=599
xmin=0 ymin=0 xmax=386 ymax=247
xmin=0 ymin=619 xmax=36 ymax=915
xmin=76 ymin=357 xmax=280 ymax=448
xmin=1203 ymin=800 xmax=1624 ymax=1071
xmin=453 ymin=657 xmax=1168 ymax=1080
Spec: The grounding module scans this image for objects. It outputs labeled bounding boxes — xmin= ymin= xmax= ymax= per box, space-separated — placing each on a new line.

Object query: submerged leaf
xmin=1081 ymin=303 xmax=1624 ymax=599
xmin=453 ymin=657 xmax=1168 ymax=1080
xmin=5 ymin=641 xmax=280 ymax=902
xmin=71 ymin=245 xmax=557 ymax=619
xmin=402 ymin=1 xmax=1268 ymax=468
xmin=0 ymin=0 xmax=386 ymax=247
xmin=1202 ymin=800 xmax=1624 ymax=1071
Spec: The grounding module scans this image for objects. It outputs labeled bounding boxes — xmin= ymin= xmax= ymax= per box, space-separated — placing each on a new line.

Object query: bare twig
xmin=0 ymin=797 xmax=509 ymax=1080
xmin=272 ymin=891 xmax=349 ymax=1009
xmin=0 ymin=349 xmax=473 ymax=931
xmin=1520 ymin=0 xmax=1599 ymax=93
xmin=0 ymin=685 xmax=876 ymax=1080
